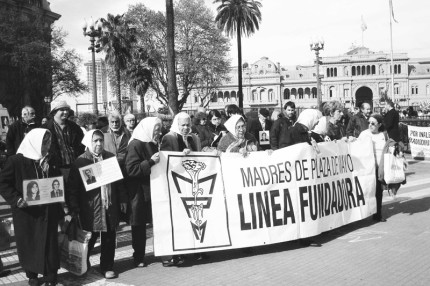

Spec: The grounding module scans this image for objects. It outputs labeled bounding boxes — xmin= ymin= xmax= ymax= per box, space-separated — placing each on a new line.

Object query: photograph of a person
xmin=26 ymin=181 xmax=40 ymax=201
xmin=50 ymin=179 xmax=63 ymax=198
xmin=1 ymin=116 xmax=9 ymax=128
xmin=83 ymin=168 xmax=97 ymax=184
xmin=259 ymin=130 xmax=270 ymax=145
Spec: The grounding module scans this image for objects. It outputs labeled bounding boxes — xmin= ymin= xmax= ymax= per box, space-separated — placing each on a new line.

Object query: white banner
xmin=408 ymin=125 xmax=430 ymax=160
xmin=151 ymin=137 xmax=376 ymax=256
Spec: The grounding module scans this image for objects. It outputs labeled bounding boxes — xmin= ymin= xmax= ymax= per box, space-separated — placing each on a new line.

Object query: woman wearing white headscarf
xmin=160 ymin=112 xmax=201 ymax=154
xmin=66 ymin=129 xmax=127 ymax=279
xmin=125 ymin=117 xmax=161 ymax=267
xmin=217 ymin=115 xmax=259 ymax=155
xmin=0 ymin=128 xmax=63 ymax=286
xmin=311 ymin=116 xmax=329 ymax=143
xmin=284 ymin=109 xmax=322 ymax=147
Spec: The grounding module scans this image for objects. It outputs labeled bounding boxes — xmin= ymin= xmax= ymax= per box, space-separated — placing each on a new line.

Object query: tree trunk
xmin=237 ymin=23 xmax=243 ymax=109
xmin=117 ymin=69 xmax=122 ymax=114
xmin=166 ymin=0 xmax=179 ymax=115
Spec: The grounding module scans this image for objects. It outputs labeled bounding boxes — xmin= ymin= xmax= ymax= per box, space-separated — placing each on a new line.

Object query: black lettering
xmin=268 ymin=165 xmax=279 ymax=184
xmin=270 ymin=190 xmax=283 ymax=226
xmin=284 ymin=161 xmax=292 ymax=182
xmin=250 ymin=193 xmax=257 ymax=229
xmin=299 ymin=186 xmax=308 ymax=222
xmin=308 ymin=185 xmax=318 ymax=221
xmin=302 ymin=159 xmax=309 ymax=180
xmin=238 ymin=194 xmax=251 ymax=230
xmin=347 ymin=154 xmax=354 ymax=172
xmin=240 ymin=168 xmax=254 ymax=187
xmin=355 ymin=176 xmax=365 ymax=206
xmin=331 ymin=181 xmax=338 ymax=214
xmin=256 ymin=192 xmax=271 ymax=228
xmin=324 ymin=183 xmax=331 ymax=216
xmin=260 ymin=167 xmax=271 ymax=185
xmin=283 ymin=188 xmax=296 ymax=224
xmin=345 ymin=177 xmax=356 ymax=208
xmin=295 ymin=160 xmax=303 ymax=181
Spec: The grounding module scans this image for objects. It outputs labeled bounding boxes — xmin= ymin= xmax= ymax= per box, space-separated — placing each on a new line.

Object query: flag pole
xmin=389 ymin=0 xmax=395 ymax=102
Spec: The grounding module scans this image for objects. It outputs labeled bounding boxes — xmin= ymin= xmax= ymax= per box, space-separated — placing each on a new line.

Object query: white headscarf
xmin=17 ymin=128 xmax=50 ymax=160
xmin=81 ymin=129 xmax=104 ymax=152
xmin=224 ymin=115 xmax=244 ymax=137
xmin=295 ymin=109 xmax=322 ymax=130
xmin=313 ymin=116 xmax=328 ymax=135
xmin=170 ymin=112 xmax=192 ymax=136
xmin=129 ymin=117 xmax=161 ymax=144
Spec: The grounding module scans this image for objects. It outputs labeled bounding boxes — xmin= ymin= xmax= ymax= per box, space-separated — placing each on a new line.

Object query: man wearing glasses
xmin=6 ymin=106 xmax=39 ymax=157
xmin=123 ymin=114 xmax=136 ymax=135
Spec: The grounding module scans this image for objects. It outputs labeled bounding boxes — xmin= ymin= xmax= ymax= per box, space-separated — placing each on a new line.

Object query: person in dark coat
xmin=125 ymin=117 xmax=162 ymax=267
xmin=284 ymin=109 xmax=322 ymax=147
xmin=5 ymin=106 xmax=38 ymax=157
xmin=42 ymin=101 xmax=85 ymax=182
xmin=191 ymin=112 xmax=214 ymax=149
xmin=66 ymin=129 xmax=127 ymax=279
xmin=246 ymin=108 xmax=272 ymax=150
xmin=270 ymin=101 xmax=296 ymax=150
xmin=207 ymin=110 xmax=227 ymax=148
xmin=0 ymin=128 xmax=63 ymax=286
xmin=346 ymin=102 xmax=372 ymax=139
xmin=383 ymin=98 xmax=400 ymax=142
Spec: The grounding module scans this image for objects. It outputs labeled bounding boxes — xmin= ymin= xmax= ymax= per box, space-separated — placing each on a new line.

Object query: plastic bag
xmin=383 ymin=153 xmax=406 ymax=184
xmin=58 ymin=217 xmax=92 ymax=276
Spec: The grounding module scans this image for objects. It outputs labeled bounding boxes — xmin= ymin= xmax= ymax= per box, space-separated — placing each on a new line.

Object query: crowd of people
xmin=0 ymin=98 xmax=406 ymax=285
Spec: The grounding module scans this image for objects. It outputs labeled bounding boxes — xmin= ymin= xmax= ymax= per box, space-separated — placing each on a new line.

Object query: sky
xmin=49 ymin=0 xmax=430 ymax=97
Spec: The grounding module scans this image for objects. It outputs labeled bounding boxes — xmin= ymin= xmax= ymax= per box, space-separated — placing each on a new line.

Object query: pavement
xmin=1 ymin=154 xmax=430 ymax=286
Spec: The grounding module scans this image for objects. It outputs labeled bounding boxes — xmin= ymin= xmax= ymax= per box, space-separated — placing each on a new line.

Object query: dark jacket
xmin=160 ymin=132 xmax=201 ymax=152
xmin=327 ymin=121 xmax=346 ymax=140
xmin=384 ymin=108 xmax=400 ymax=142
xmin=125 ymin=140 xmax=157 ymax=226
xmin=207 ymin=123 xmax=227 ymax=148
xmin=5 ymin=120 xmax=38 ymax=157
xmin=101 ymin=126 xmax=131 ymax=170
xmin=284 ymin=123 xmax=311 ymax=147
xmin=191 ymin=124 xmax=214 ymax=149
xmin=346 ymin=112 xmax=369 ymax=138
xmin=271 ymin=117 xmax=295 ymax=150
xmin=0 ymin=154 xmax=63 ymax=274
xmin=42 ymin=119 xmax=85 ymax=168
xmin=66 ymin=150 xmax=127 ymax=232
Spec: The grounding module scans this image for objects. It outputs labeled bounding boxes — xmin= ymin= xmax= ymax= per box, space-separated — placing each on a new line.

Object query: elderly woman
xmin=358 ymin=113 xmax=396 ymax=222
xmin=0 ymin=129 xmax=63 ymax=286
xmin=125 ymin=117 xmax=161 ymax=267
xmin=311 ymin=115 xmax=328 ymax=143
xmin=284 ymin=109 xmax=322 ymax=147
xmin=66 ymin=129 xmax=127 ymax=279
xmin=217 ymin=115 xmax=259 ymax=155
xmin=323 ymin=101 xmax=346 ymax=141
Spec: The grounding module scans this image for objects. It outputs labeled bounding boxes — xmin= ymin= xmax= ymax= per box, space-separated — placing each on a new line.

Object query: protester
xmin=383 ymin=98 xmax=400 ymax=142
xmin=0 ymin=129 xmax=63 ymax=286
xmin=159 ymin=112 xmax=201 ymax=266
xmin=42 ymin=101 xmax=85 ymax=182
xmin=66 ymin=129 xmax=127 ymax=279
xmin=217 ymin=115 xmax=259 ymax=155
xmin=270 ymin=101 xmax=296 ymax=150
xmin=125 ymin=117 xmax=162 ymax=268
xmin=158 ymin=113 xmax=173 ymax=139
xmin=358 ymin=113 xmax=389 ymax=222
xmin=311 ymin=115 xmax=328 ymax=143
xmin=207 ymin=110 xmax=227 ymax=148
xmin=247 ymin=108 xmax=272 ymax=150
xmin=191 ymin=112 xmax=214 ymax=149
xmin=323 ymin=101 xmax=346 ymax=140
xmin=346 ymin=102 xmax=372 ymax=139
xmin=102 ymin=111 xmax=131 ymax=171
xmin=123 ymin=114 xmax=136 ymax=135
xmin=6 ymin=106 xmax=38 ymax=157
xmin=283 ymin=109 xmax=322 ymax=147
xmin=224 ymin=104 xmax=244 ymax=120
xmin=270 ymin=109 xmax=282 ymax=122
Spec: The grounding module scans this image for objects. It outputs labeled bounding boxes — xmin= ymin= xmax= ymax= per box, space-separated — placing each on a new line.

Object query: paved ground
xmin=1 ymin=155 xmax=430 ymax=286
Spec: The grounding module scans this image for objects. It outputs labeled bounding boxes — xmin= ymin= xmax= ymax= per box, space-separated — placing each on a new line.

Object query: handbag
xmin=58 ymin=216 xmax=92 ymax=276
xmin=383 ymin=153 xmax=406 ymax=184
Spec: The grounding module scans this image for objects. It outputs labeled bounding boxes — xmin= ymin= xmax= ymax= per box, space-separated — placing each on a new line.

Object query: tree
xmin=51 ymin=27 xmax=88 ymax=101
xmin=166 ymin=0 xmax=179 ymax=114
xmin=214 ymin=0 xmax=262 ymax=108
xmin=99 ymin=14 xmax=136 ymax=114
xmin=125 ymin=0 xmax=231 ymax=111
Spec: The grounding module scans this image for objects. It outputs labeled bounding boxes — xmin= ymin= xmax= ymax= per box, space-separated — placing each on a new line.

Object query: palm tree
xmin=100 ymin=14 xmax=135 ymax=114
xmin=214 ymin=0 xmax=262 ymax=108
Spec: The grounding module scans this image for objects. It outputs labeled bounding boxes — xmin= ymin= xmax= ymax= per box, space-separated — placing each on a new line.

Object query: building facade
xmin=183 ymin=47 xmax=430 ymax=111
xmin=84 ymin=59 xmax=108 ymax=106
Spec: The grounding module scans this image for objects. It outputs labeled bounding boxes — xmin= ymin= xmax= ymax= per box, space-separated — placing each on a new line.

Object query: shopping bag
xmin=0 ymin=219 xmax=12 ymax=251
xmin=58 ymin=217 xmax=92 ymax=276
xmin=383 ymin=153 xmax=406 ymax=184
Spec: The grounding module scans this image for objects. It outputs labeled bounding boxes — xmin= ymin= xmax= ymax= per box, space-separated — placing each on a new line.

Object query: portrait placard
xmin=259 ymin=130 xmax=270 ymax=145
xmin=23 ymin=176 xmax=65 ymax=206
xmin=78 ymin=157 xmax=123 ymax=191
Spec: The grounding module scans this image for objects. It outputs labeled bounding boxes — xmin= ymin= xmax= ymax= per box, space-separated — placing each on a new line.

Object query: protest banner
xmin=151 ymin=137 xmax=376 ymax=256
xmin=23 ymin=176 xmax=64 ymax=206
xmin=78 ymin=157 xmax=123 ymax=191
xmin=408 ymin=125 xmax=430 ymax=160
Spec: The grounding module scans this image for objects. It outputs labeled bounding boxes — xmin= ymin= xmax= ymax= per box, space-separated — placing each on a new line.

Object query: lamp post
xmin=310 ymin=39 xmax=325 ymax=112
xmin=43 ymin=95 xmax=52 ymax=116
xmin=82 ymin=18 xmax=103 ymax=115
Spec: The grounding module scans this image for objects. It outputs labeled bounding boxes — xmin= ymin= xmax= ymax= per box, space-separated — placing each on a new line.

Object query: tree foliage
xmin=125 ymin=0 xmax=231 ymax=111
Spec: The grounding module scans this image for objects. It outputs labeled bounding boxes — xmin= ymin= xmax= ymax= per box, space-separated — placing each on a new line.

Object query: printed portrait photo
xmin=1 ymin=116 xmax=9 ymax=129
xmin=50 ymin=179 xmax=64 ymax=198
xmin=259 ymin=130 xmax=270 ymax=145
xmin=26 ymin=181 xmax=40 ymax=201
xmin=83 ymin=168 xmax=97 ymax=185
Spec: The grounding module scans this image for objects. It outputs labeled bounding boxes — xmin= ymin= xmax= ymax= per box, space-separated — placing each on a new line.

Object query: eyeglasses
xmin=201 ymin=118 xmax=207 ymax=121
xmin=368 ymin=122 xmax=377 ymax=126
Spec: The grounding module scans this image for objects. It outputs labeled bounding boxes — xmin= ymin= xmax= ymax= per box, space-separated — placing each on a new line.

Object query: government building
xmin=182 ymin=46 xmax=430 ymax=111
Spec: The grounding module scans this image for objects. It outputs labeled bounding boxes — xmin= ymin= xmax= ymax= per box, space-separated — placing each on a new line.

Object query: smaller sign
xmin=259 ymin=130 xmax=270 ymax=145
xmin=23 ymin=176 xmax=64 ymax=206
xmin=78 ymin=157 xmax=124 ymax=191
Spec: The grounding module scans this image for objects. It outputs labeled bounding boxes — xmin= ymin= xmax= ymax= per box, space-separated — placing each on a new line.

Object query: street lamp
xmin=82 ymin=18 xmax=103 ymax=115
xmin=310 ymin=39 xmax=325 ymax=112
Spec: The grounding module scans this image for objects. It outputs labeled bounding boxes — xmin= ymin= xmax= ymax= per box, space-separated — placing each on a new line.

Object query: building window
xmin=372 ymin=65 xmax=376 ymax=74
xmin=298 ymin=88 xmax=304 ymax=99
xmin=211 ymin=92 xmax=217 ymax=103
xmin=352 ymin=66 xmax=356 ymax=76
xmin=291 ymin=88 xmax=297 ymax=99
xmin=305 ymin=87 xmax=311 ymax=99
xmin=394 ymin=83 xmax=400 ymax=95
xmin=366 ymin=65 xmax=371 ymax=75
xmin=334 ymin=68 xmax=337 ymax=77
xmin=411 ymin=85 xmax=418 ymax=95
xmin=329 ymin=86 xmax=335 ymax=98
xmin=344 ymin=88 xmax=350 ymax=98
xmin=284 ymin=88 xmax=290 ymax=100
xmin=231 ymin=91 xmax=237 ymax=101
xmin=311 ymin=87 xmax=317 ymax=98
xmin=327 ymin=68 xmax=330 ymax=77
xmin=217 ymin=91 xmax=223 ymax=103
